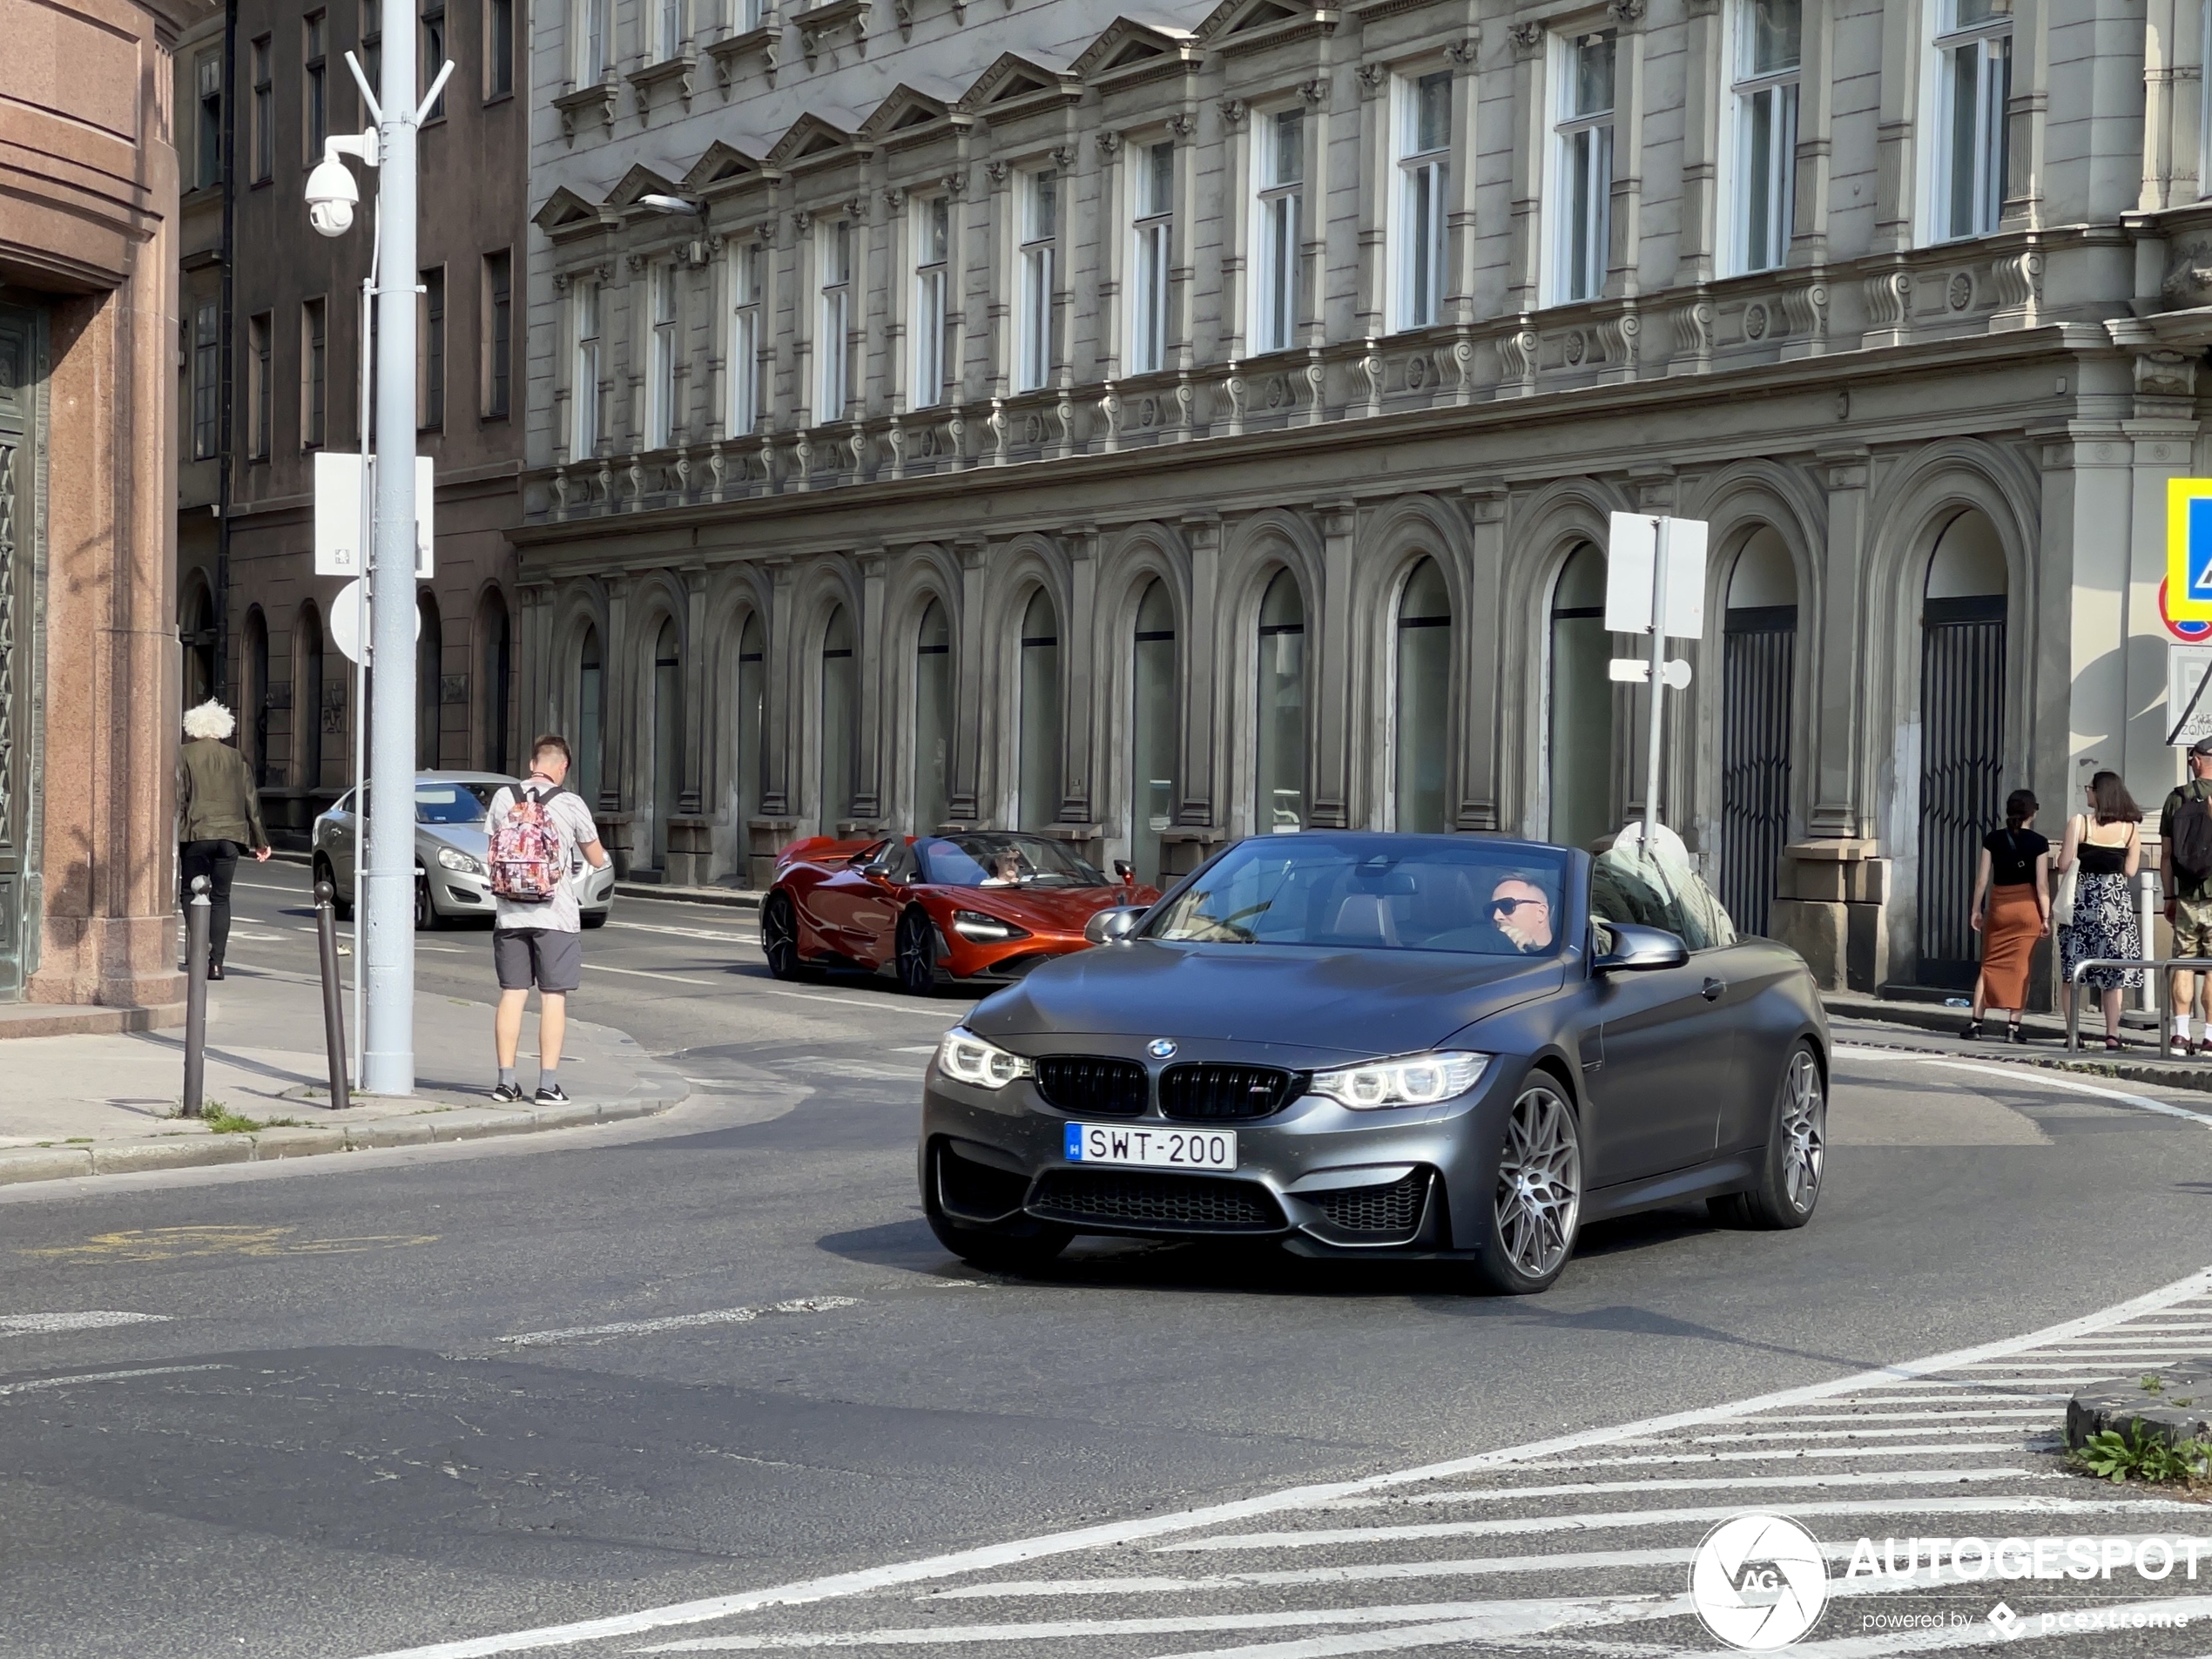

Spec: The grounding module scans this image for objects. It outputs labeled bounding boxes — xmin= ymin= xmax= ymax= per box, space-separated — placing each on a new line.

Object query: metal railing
xmin=2065 ymin=957 xmax=2212 ymax=1052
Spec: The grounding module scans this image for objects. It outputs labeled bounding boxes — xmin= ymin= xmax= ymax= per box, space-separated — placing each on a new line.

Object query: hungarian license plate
xmin=1063 ymin=1122 xmax=1238 ymax=1172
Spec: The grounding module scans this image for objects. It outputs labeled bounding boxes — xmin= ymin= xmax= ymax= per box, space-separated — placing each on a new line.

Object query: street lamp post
xmin=306 ymin=10 xmax=451 ymax=1095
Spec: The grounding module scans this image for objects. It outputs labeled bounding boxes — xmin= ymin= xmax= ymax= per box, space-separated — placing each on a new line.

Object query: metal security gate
xmin=1918 ymin=596 xmax=2006 ymax=986
xmin=1720 ymin=606 xmax=1795 ymax=937
xmin=0 ymin=305 xmax=42 ymax=1000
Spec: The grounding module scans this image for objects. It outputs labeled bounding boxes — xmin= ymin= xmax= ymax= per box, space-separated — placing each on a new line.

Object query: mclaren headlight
xmin=1309 ymin=1050 xmax=1490 ymax=1109
xmin=935 ymin=1026 xmax=1035 ymax=1089
xmin=951 ymin=909 xmax=1032 ymax=942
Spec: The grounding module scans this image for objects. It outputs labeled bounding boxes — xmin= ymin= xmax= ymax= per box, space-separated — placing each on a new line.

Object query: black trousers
xmin=180 ymin=840 xmax=241 ymax=967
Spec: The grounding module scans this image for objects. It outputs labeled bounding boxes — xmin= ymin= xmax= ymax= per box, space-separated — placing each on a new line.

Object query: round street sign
xmin=2162 ymin=578 xmax=2212 ymax=643
xmin=327 ymin=579 xmax=421 ymax=663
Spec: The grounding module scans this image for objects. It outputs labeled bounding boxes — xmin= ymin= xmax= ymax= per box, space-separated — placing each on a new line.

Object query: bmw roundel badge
xmin=1147 ymin=1038 xmax=1178 ymax=1060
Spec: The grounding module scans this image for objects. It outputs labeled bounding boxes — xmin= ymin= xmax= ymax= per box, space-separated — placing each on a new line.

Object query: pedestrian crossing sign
xmin=2168 ymin=478 xmax=2212 ymax=621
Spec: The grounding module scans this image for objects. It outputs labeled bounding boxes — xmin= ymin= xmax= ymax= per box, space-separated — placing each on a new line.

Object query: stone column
xmin=1791 ymin=0 xmax=1838 ymax=265
xmin=854 ymin=548 xmax=887 ymax=819
xmin=949 ymin=538 xmax=987 ymax=819
xmin=1457 ymin=486 xmax=1507 ymax=830
xmin=1506 ymin=23 xmax=1549 ymax=314
xmin=1309 ymin=501 xmax=1358 ymax=830
xmin=2107 ymin=338 xmax=2203 ymax=797
xmin=1675 ymin=0 xmax=1722 ymax=287
xmin=1060 ymin=524 xmax=1098 ymax=823
xmin=747 ymin=558 xmax=799 ymax=873
xmin=1606 ymin=0 xmax=1649 ymax=300
xmin=664 ymin=565 xmax=711 ymax=885
xmin=1179 ymin=513 xmax=1220 ymax=830
xmin=598 ymin=576 xmax=638 ymax=872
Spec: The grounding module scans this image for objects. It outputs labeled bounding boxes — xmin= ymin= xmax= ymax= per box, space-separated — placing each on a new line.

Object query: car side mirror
xmin=1084 ymin=905 xmax=1146 ymax=945
xmin=1593 ymin=921 xmax=1689 ymax=973
xmin=1113 ymin=859 xmax=1134 ymax=883
xmin=860 ymin=859 xmax=894 ymax=880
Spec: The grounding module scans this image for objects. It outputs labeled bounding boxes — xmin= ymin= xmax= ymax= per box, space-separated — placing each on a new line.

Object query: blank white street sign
xmin=313 ymin=453 xmax=435 ymax=578
xmin=1605 ymin=512 xmax=1710 ymax=639
xmin=2168 ymin=644 xmax=2212 ymax=747
xmin=1609 ymin=658 xmax=1693 ymax=688
xmin=327 ymin=577 xmax=421 ymax=664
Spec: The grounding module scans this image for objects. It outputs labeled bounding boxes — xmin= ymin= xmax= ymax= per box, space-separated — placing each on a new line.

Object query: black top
xmin=2076 ymin=833 xmax=2130 ymax=876
xmin=1982 ymin=827 xmax=2048 ymax=887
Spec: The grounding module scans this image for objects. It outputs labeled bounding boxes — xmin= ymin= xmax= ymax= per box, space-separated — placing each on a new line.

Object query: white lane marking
xmin=500 ymin=1297 xmax=859 ymax=1347
xmin=583 ymin=963 xmax=717 ymax=987
xmin=1156 ymin=1495 xmax=2198 ymax=1554
xmin=0 ymin=1364 xmax=228 ymax=1397
xmin=0 ymin=1312 xmax=172 ymax=1338
xmin=748 ymin=986 xmax=969 ymax=1016
xmin=1834 ymin=1043 xmax=2212 ymax=1126
xmin=344 ymin=1264 xmax=2212 ymax=1659
xmin=603 ymin=920 xmax=759 ymax=943
xmin=1326 ymin=1468 xmax=2045 ymax=1507
xmin=1516 ymin=1444 xmax=2049 ymax=1471
xmin=892 ymin=1046 xmax=936 ymax=1054
xmin=1712 ymin=1409 xmax=2055 ymax=1423
xmin=1684 ymin=1426 xmax=2058 ymax=1441
xmin=1669 ymin=1593 xmax=2212 ymax=1659
xmin=232 ymin=879 xmax=307 ymax=894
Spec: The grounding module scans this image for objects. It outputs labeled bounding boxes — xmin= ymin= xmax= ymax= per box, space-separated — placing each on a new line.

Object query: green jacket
xmin=177 ymin=738 xmax=268 ymax=849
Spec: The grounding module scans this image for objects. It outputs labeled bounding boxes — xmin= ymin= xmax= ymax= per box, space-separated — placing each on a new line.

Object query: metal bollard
xmin=182 ymin=874 xmax=210 ymax=1118
xmin=314 ymin=880 xmax=351 ymax=1110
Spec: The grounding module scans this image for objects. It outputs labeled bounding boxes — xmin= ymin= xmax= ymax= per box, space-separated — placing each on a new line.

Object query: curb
xmin=0 ymin=1081 xmax=689 ymax=1186
xmin=1828 ymin=1008 xmax=2212 ymax=1096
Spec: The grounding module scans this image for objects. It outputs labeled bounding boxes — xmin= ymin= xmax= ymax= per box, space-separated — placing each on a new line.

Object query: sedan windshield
xmin=918 ymin=833 xmax=1109 ymax=889
xmin=415 ymin=781 xmax=502 ymax=825
xmin=1146 ymin=836 xmax=1572 ymax=956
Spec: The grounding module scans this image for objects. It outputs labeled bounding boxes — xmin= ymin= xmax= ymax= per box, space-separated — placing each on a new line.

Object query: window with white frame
xmin=1254 ymin=107 xmax=1304 ymax=354
xmin=1130 ymin=141 xmax=1174 ymax=374
xmin=1732 ymin=0 xmax=1800 ymax=273
xmin=654 ymin=0 xmax=681 ymax=59
xmin=649 ymin=263 xmax=678 ymax=448
xmin=1933 ymin=0 xmax=2011 ymax=239
xmin=818 ymin=218 xmax=852 ymax=420
xmin=573 ymin=278 xmax=602 ymax=456
xmin=1016 ymin=169 xmax=1057 ymax=393
xmin=912 ymin=196 xmax=949 ymax=408
xmin=576 ymin=0 xmax=606 ymax=83
xmin=1394 ymin=71 xmax=1451 ymax=330
xmin=730 ymin=242 xmax=761 ymax=435
xmin=732 ymin=0 xmax=762 ymax=30
xmin=1553 ymin=31 xmax=1615 ymax=305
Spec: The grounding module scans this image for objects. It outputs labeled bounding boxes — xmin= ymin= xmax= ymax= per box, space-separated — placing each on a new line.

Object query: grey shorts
xmin=493 ymin=927 xmax=582 ymax=994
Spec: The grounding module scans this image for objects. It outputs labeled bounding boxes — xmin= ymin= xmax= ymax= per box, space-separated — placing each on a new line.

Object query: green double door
xmin=0 ymin=304 xmax=42 ymax=1000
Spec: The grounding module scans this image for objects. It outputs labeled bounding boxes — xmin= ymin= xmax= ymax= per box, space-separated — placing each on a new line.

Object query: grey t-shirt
xmin=485 ymin=780 xmax=601 ymax=934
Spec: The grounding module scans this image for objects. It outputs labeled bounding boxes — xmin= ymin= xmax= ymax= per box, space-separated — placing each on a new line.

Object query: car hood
xmin=968 ymin=940 xmax=1565 ymax=1062
xmin=929 ymin=884 xmax=1156 ymax=933
xmin=418 ymin=823 xmax=489 ymax=857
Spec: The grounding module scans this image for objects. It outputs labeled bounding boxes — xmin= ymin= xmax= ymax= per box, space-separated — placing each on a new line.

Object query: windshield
xmin=918 ymin=833 xmax=1109 ymax=889
xmin=415 ymin=781 xmax=502 ymax=825
xmin=1590 ymin=839 xmax=1737 ymax=951
xmin=1145 ymin=837 xmax=1573 ymax=956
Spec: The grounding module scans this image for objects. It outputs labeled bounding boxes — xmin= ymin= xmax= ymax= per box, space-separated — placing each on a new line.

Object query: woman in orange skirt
xmin=1965 ymin=788 xmax=2051 ymax=1042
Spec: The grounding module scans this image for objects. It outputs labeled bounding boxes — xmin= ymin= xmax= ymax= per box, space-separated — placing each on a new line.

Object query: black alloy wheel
xmin=1710 ymin=1042 xmax=1825 ymax=1231
xmin=1470 ymin=1076 xmax=1583 ymax=1295
xmin=314 ymin=855 xmax=352 ymax=921
xmin=761 ymin=889 xmax=803 ymax=981
xmin=896 ymin=907 xmax=943 ymax=996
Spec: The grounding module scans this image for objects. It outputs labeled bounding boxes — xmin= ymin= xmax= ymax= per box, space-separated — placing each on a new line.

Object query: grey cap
xmin=2192 ymin=736 xmax=2212 ymax=758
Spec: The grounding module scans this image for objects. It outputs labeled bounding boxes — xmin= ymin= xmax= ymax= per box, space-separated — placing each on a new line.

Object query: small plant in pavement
xmin=198 ymin=1105 xmax=302 ymax=1135
xmin=2142 ymin=1373 xmax=2167 ymax=1394
xmin=2072 ymin=1421 xmax=2209 ymax=1486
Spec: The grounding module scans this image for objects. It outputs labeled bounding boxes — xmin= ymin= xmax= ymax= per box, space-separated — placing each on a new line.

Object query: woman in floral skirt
xmin=2057 ymin=771 xmax=2143 ymax=1050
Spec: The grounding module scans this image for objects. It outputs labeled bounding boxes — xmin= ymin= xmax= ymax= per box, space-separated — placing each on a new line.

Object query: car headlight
xmin=935 ymin=1026 xmax=1035 ymax=1089
xmin=1309 ymin=1050 xmax=1490 ymax=1109
xmin=950 ymin=909 xmax=1031 ymax=943
xmin=435 ymin=846 xmax=484 ymax=874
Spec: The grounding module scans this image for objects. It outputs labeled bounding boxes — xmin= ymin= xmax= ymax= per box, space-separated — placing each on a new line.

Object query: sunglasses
xmin=1490 ymin=896 xmax=1547 ymax=915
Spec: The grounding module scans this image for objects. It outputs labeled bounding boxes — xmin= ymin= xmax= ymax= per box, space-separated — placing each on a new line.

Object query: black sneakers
xmin=490 ymin=1082 xmax=524 ymax=1103
xmin=535 ymin=1083 xmax=570 ymax=1105
xmin=1959 ymin=1019 xmax=1982 ymax=1040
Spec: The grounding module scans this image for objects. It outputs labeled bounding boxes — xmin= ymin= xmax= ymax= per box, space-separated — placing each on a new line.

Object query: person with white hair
xmin=178 ymin=698 xmax=271 ymax=980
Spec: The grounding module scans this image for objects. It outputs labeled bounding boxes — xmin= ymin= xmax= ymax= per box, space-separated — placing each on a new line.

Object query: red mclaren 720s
xmin=762 ymin=831 xmax=1163 ymax=995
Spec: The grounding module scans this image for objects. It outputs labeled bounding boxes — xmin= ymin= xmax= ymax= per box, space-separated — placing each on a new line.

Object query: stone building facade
xmin=1 ymin=0 xmax=214 ymax=1015
xmin=520 ymin=0 xmax=2212 ymax=991
xmin=173 ymin=0 xmax=533 ymax=845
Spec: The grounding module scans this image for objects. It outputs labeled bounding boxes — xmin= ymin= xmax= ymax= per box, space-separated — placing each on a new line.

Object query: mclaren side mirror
xmin=1593 ymin=921 xmax=1689 ymax=973
xmin=1113 ymin=859 xmax=1134 ymax=883
xmin=859 ymin=859 xmax=894 ymax=880
xmin=1084 ymin=905 xmax=1146 ymax=946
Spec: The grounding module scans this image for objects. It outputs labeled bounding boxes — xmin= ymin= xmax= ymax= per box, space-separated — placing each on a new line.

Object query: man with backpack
xmin=484 ymin=734 xmax=610 ymax=1103
xmin=2160 ymin=736 xmax=2212 ymax=1055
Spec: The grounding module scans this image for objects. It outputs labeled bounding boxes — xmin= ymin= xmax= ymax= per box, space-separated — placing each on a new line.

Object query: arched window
xmin=243 ymin=607 xmax=271 ymax=787
xmin=1256 ymin=570 xmax=1306 ymax=833
xmin=1130 ymin=579 xmax=1177 ymax=882
xmin=181 ymin=582 xmax=215 ymax=708
xmin=577 ymin=625 xmax=604 ymax=806
xmin=1394 ymin=559 xmax=1453 ymax=833
xmin=1017 ymin=588 xmax=1060 ymax=830
xmin=821 ymin=605 xmax=857 ymax=827
xmin=652 ymin=617 xmax=683 ymax=867
xmin=914 ymin=599 xmax=952 ymax=833
xmin=1721 ymin=528 xmax=1798 ymax=936
xmin=479 ymin=592 xmax=512 ymax=776
xmin=298 ymin=603 xmax=326 ymax=794
xmin=1919 ymin=509 xmax=2008 ymax=985
xmin=735 ymin=612 xmax=765 ymax=836
xmin=416 ymin=591 xmax=443 ymax=769
xmin=1548 ymin=543 xmax=1613 ymax=850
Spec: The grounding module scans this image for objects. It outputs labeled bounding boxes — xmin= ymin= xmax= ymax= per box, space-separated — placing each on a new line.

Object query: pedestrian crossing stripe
xmin=2166 ymin=478 xmax=2212 ymax=621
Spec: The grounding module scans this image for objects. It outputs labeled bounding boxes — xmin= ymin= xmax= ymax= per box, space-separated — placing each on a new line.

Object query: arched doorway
xmin=651 ymin=617 xmax=683 ymax=867
xmin=1720 ymin=528 xmax=1798 ymax=936
xmin=243 ymin=607 xmax=271 ymax=786
xmin=1548 ymin=542 xmax=1613 ymax=849
xmin=479 ymin=592 xmax=511 ymax=776
xmin=181 ymin=581 xmax=216 ymax=709
xmin=914 ymin=600 xmax=952 ymax=833
xmin=298 ymin=603 xmax=327 ymax=795
xmin=1016 ymin=588 xmax=1060 ymax=830
xmin=416 ymin=591 xmax=442 ymax=769
xmin=1919 ymin=509 xmax=2008 ymax=985
xmin=1394 ymin=558 xmax=1452 ymax=832
xmin=577 ymin=624 xmax=604 ymax=807
xmin=1256 ymin=569 xmax=1307 ymax=833
xmin=1130 ymin=579 xmax=1177 ymax=882
xmin=820 ymin=605 xmax=857 ymax=829
xmin=735 ymin=613 xmax=765 ymax=834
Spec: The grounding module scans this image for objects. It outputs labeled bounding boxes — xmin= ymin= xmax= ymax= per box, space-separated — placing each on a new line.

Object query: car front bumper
xmin=919 ymin=1049 xmax=1525 ymax=1257
xmin=424 ymin=860 xmax=616 ymax=921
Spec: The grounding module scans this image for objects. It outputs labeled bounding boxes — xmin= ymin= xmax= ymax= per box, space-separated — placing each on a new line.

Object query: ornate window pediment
xmin=954 ymin=51 xmax=1082 ymax=121
xmin=1069 ymin=19 xmax=1201 ymax=91
xmin=858 ymin=83 xmax=955 ymax=144
xmin=768 ymin=111 xmax=865 ymax=169
xmin=1196 ymin=0 xmax=1339 ymax=55
xmin=532 ymin=185 xmax=617 ymax=240
xmin=681 ymin=140 xmax=770 ymax=194
xmin=604 ymin=164 xmax=688 ymax=214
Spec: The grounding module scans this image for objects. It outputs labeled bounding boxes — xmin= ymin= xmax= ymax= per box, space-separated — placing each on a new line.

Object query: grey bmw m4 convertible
xmin=920 ymin=832 xmax=1828 ymax=1294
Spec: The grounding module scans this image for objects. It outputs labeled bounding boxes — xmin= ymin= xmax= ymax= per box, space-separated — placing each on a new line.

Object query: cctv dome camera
xmin=309 ymin=198 xmax=355 ymax=236
xmin=304 ymin=154 xmax=361 ymax=239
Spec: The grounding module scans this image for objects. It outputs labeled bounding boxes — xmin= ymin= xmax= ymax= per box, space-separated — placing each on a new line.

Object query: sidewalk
xmin=0 ymin=959 xmax=688 ymax=1184
xmin=1824 ymin=991 xmax=2212 ymax=1094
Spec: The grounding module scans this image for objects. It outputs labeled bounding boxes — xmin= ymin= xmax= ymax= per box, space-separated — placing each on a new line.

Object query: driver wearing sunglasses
xmin=1487 ymin=875 xmax=1554 ymax=954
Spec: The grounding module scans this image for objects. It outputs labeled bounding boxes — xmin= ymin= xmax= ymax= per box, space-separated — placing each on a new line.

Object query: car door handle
xmin=1702 ymin=978 xmax=1725 ymax=1001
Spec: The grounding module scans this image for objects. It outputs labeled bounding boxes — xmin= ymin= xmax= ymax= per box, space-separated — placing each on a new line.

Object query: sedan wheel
xmin=413 ymin=871 xmax=438 ymax=932
xmin=896 ymin=908 xmax=942 ymax=996
xmin=1474 ymin=1080 xmax=1583 ymax=1295
xmin=1711 ymin=1043 xmax=1825 ymax=1230
xmin=761 ymin=891 xmax=803 ymax=981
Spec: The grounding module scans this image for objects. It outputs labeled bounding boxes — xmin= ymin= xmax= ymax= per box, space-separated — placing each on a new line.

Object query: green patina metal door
xmin=0 ymin=304 xmax=44 ymax=1000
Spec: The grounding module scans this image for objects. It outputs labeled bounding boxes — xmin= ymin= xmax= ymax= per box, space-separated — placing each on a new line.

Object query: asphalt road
xmin=1 ymin=872 xmax=2209 ymax=1658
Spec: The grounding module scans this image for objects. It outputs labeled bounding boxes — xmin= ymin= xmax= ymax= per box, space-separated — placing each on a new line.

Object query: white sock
xmin=2175 ymin=1016 xmax=2192 ymax=1039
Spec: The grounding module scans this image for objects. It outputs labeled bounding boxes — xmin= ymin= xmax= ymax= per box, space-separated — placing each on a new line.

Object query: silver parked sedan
xmin=311 ymin=771 xmax=614 ymax=930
